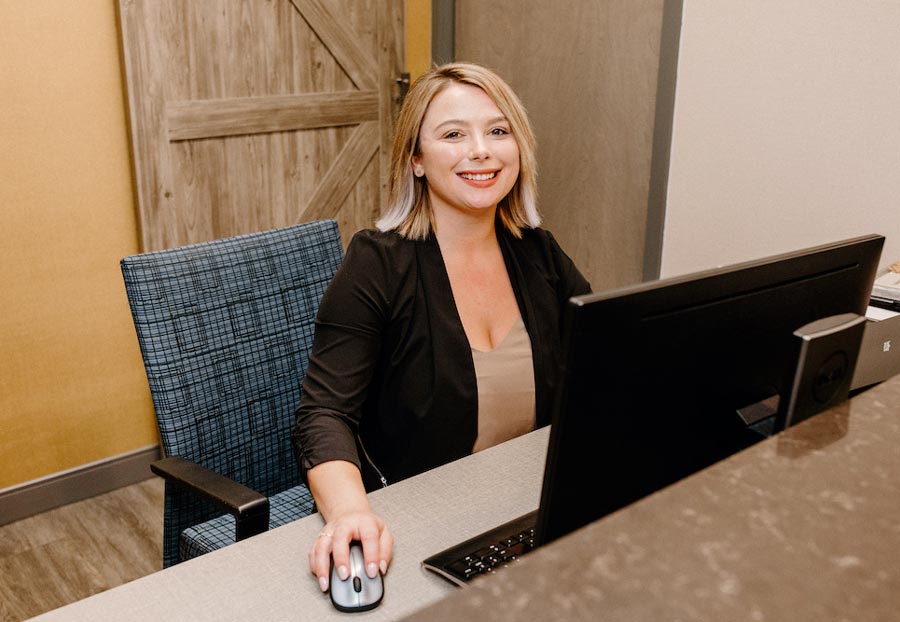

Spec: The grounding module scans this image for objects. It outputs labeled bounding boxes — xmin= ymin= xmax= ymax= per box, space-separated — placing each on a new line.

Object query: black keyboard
xmin=421 ymin=510 xmax=538 ymax=585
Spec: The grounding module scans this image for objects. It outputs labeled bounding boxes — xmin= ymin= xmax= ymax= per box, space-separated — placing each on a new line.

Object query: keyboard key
xmin=503 ymin=542 xmax=527 ymax=558
xmin=447 ymin=561 xmax=480 ymax=580
xmin=473 ymin=546 xmax=497 ymax=559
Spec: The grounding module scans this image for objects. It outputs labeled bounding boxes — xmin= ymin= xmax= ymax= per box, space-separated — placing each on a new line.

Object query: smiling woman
xmin=292 ymin=62 xmax=591 ymax=598
xmin=412 ymin=83 xmax=521 ymax=223
xmin=377 ymin=62 xmax=540 ymax=240
xmin=413 ymin=81 xmax=523 ymax=354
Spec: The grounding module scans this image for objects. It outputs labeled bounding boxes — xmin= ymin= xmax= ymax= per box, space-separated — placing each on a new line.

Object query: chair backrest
xmin=121 ymin=220 xmax=343 ymax=565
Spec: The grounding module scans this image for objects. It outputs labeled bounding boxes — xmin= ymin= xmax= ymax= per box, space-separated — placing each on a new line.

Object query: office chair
xmin=121 ymin=220 xmax=343 ymax=567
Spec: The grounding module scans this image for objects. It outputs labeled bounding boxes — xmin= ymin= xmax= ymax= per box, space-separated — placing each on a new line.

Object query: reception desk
xmin=31 ymin=374 xmax=900 ymax=621
xmin=405 ymin=374 xmax=900 ymax=621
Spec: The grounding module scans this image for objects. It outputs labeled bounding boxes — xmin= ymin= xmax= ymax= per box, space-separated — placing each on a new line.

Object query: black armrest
xmin=151 ymin=456 xmax=270 ymax=541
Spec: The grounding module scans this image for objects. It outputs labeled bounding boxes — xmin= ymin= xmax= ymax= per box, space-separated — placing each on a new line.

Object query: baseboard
xmin=0 ymin=444 xmax=161 ymax=526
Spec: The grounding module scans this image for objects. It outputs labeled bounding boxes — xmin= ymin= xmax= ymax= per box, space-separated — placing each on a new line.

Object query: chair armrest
xmin=151 ymin=456 xmax=270 ymax=541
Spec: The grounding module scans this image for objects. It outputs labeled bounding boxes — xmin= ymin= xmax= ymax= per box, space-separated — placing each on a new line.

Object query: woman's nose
xmin=468 ymin=136 xmax=490 ymax=160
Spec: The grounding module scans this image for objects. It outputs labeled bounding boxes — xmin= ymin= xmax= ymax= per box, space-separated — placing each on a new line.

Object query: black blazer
xmin=293 ymin=227 xmax=591 ymax=490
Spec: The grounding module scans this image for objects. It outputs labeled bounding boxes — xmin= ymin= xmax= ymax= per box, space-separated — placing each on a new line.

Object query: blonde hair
xmin=376 ymin=62 xmax=540 ymax=239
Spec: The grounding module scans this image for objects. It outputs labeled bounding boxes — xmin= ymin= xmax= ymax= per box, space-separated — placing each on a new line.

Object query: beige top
xmin=470 ymin=316 xmax=536 ymax=453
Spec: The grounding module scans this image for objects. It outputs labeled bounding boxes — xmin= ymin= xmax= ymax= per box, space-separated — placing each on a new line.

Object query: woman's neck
xmin=432 ymin=205 xmax=499 ymax=256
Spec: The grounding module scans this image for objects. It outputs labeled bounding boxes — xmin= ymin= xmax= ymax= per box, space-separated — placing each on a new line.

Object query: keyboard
xmin=422 ymin=510 xmax=538 ymax=585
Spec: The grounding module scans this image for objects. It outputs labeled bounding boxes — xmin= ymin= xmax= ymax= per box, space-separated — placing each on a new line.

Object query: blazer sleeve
xmin=292 ymin=231 xmax=394 ymax=480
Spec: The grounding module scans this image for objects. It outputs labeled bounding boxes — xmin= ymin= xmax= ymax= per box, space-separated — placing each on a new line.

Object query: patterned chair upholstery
xmin=121 ymin=220 xmax=343 ymax=567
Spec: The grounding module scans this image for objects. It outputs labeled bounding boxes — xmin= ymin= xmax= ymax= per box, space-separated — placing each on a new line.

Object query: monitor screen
xmin=535 ymin=234 xmax=884 ymax=546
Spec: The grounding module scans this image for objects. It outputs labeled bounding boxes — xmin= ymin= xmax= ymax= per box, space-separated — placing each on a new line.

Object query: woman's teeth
xmin=459 ymin=172 xmax=497 ymax=181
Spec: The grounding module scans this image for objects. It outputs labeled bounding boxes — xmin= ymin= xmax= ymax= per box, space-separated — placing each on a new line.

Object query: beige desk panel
xmin=29 ymin=428 xmax=549 ymax=622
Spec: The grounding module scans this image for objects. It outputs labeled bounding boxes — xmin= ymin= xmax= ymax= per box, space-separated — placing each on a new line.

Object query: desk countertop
xmin=28 ymin=428 xmax=549 ymax=621
xmin=405 ymin=374 xmax=900 ymax=621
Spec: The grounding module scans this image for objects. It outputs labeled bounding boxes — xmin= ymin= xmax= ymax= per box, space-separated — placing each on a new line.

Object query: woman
xmin=293 ymin=62 xmax=591 ymax=592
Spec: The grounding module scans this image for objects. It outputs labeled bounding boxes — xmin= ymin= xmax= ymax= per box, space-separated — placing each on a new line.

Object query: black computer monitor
xmin=535 ymin=234 xmax=883 ymax=546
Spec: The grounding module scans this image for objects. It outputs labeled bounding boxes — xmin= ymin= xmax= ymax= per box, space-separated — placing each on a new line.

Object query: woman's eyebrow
xmin=433 ymin=116 xmax=509 ymax=131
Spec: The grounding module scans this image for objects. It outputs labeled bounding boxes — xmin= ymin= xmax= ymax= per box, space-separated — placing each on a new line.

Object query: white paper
xmin=866 ymin=305 xmax=900 ymax=321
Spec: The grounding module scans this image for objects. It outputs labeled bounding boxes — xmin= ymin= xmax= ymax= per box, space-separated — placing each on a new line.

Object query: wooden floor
xmin=0 ymin=477 xmax=164 ymax=622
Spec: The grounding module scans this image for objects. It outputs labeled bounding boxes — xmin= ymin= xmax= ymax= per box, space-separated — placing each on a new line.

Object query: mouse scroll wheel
xmin=353 ymin=576 xmax=362 ymax=593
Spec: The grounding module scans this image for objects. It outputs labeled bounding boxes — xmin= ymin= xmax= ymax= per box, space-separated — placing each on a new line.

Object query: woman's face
xmin=411 ymin=83 xmax=520 ymax=220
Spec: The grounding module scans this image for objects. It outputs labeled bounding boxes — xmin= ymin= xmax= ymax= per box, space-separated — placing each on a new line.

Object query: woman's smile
xmin=458 ymin=169 xmax=501 ymax=185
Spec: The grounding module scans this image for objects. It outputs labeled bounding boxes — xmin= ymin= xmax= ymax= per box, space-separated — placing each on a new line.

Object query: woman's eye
xmin=443 ymin=130 xmax=462 ymax=139
xmin=490 ymin=127 xmax=510 ymax=136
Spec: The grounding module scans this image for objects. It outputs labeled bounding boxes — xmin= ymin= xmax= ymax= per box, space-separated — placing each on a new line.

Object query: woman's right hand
xmin=306 ymin=460 xmax=393 ymax=592
xmin=308 ymin=509 xmax=393 ymax=592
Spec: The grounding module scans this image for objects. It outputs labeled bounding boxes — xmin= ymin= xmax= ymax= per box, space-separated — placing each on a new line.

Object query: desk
xmin=28 ymin=426 xmax=549 ymax=621
xmin=406 ymin=374 xmax=900 ymax=621
xmin=31 ymin=375 xmax=900 ymax=621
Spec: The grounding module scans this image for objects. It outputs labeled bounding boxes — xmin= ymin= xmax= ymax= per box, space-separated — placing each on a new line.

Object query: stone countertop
xmin=405 ymin=374 xmax=900 ymax=622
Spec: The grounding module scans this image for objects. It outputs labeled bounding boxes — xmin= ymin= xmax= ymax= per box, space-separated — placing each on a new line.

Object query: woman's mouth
xmin=458 ymin=171 xmax=498 ymax=181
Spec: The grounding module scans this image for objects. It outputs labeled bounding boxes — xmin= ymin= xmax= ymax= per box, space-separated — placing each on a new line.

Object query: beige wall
xmin=455 ymin=0 xmax=664 ymax=291
xmin=1 ymin=2 xmax=431 ymax=491
xmin=663 ymin=0 xmax=900 ymax=277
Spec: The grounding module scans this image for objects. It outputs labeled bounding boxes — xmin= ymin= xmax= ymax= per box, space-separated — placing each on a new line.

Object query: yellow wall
xmin=1 ymin=3 xmax=431 ymax=491
xmin=0 ymin=2 xmax=157 ymax=488
xmin=407 ymin=0 xmax=432 ymax=81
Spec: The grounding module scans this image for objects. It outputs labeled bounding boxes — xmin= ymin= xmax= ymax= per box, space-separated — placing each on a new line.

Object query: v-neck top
xmin=294 ymin=226 xmax=591 ymax=490
xmin=471 ymin=315 xmax=536 ymax=452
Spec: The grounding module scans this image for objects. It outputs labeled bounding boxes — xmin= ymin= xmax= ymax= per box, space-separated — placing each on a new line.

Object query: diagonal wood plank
xmin=166 ymin=91 xmax=379 ymax=141
xmin=299 ymin=121 xmax=379 ymax=222
xmin=289 ymin=0 xmax=378 ymax=91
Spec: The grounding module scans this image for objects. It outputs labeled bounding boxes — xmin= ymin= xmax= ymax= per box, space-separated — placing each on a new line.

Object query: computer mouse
xmin=329 ymin=540 xmax=384 ymax=612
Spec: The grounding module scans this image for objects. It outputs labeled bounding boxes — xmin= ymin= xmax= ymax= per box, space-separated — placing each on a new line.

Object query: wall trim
xmin=643 ymin=0 xmax=684 ymax=281
xmin=0 ymin=444 xmax=160 ymax=526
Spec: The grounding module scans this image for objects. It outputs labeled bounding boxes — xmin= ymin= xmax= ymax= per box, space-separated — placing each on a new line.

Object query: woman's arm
xmin=293 ymin=231 xmax=400 ymax=590
xmin=294 ymin=231 xmax=396 ymax=475
xmin=306 ymin=460 xmax=393 ymax=592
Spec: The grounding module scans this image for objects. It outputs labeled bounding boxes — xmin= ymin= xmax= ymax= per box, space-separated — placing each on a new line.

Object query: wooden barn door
xmin=117 ymin=0 xmax=404 ymax=251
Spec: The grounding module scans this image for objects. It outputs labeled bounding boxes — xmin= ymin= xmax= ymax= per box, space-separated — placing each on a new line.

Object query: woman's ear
xmin=410 ymin=155 xmax=424 ymax=178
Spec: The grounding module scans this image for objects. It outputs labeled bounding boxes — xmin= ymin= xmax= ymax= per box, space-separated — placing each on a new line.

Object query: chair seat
xmin=179 ymin=484 xmax=316 ymax=562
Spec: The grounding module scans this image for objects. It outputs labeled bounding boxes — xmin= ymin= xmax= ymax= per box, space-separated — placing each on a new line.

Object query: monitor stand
xmin=778 ymin=313 xmax=867 ymax=429
xmin=737 ymin=313 xmax=867 ymax=438
xmin=737 ymin=395 xmax=780 ymax=438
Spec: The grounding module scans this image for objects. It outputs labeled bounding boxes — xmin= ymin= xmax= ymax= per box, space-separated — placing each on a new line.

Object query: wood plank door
xmin=117 ymin=0 xmax=404 ymax=251
xmin=455 ymin=0 xmax=665 ymax=291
